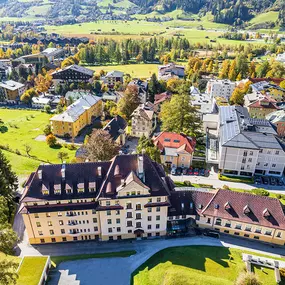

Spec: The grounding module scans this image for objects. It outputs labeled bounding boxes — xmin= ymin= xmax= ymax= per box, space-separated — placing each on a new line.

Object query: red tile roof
xmin=154 ymin=92 xmax=172 ymax=105
xmin=248 ymin=100 xmax=278 ymax=109
xmin=153 ymin=132 xmax=196 ymax=154
xmin=249 ymin=77 xmax=285 ymax=85
xmin=201 ymin=189 xmax=285 ymax=229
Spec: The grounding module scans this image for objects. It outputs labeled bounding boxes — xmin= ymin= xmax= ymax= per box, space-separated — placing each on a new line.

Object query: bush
xmin=223 ymin=185 xmax=230 ymax=190
xmin=46 ymin=134 xmax=57 ymax=147
xmin=43 ymin=124 xmax=52 ymax=136
xmin=218 ymin=173 xmax=254 ymax=184
xmin=64 ymin=133 xmax=71 ymax=139
xmin=198 ymin=184 xmax=214 ymax=188
xmin=276 ymin=194 xmax=282 ymax=199
xmin=184 ymin=181 xmax=192 ymax=186
xmin=235 ymin=272 xmax=261 ymax=285
xmin=251 ymin=188 xmax=269 ymax=196
xmin=280 ymin=268 xmax=285 ymax=278
xmin=15 ymin=149 xmax=21 ymax=155
xmin=67 ymin=144 xmax=77 ymax=150
xmin=44 ymin=105 xmax=51 ymax=114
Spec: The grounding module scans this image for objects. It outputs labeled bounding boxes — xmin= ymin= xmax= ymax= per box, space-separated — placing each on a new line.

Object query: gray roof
xmin=0 ymin=80 xmax=25 ymax=91
xmin=219 ymin=106 xmax=282 ymax=150
xmin=105 ymin=70 xmax=124 ymax=78
xmin=51 ymin=65 xmax=94 ymax=77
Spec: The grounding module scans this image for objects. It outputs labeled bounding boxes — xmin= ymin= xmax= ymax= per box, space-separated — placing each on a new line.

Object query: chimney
xmin=61 ymin=163 xmax=66 ymax=180
xmin=38 ymin=169 xmax=42 ymax=180
xmin=137 ymin=155 xmax=144 ymax=181
xmin=98 ymin=166 xmax=102 ymax=177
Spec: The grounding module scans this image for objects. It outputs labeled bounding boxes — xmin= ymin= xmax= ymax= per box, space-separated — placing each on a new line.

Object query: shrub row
xmin=218 ymin=173 xmax=254 ymax=184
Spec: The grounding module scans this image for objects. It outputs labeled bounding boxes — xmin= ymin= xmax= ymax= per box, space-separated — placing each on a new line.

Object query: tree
xmin=24 ymin=144 xmax=32 ymax=157
xmin=235 ymin=272 xmax=261 ymax=285
xmin=0 ymin=225 xmax=18 ymax=255
xmin=44 ymin=105 xmax=51 ymax=114
xmin=117 ymin=85 xmax=140 ymax=120
xmin=20 ymin=88 xmax=38 ymax=105
xmin=34 ymin=73 xmax=52 ymax=93
xmin=0 ymin=259 xmax=18 ymax=285
xmin=148 ymin=73 xmax=160 ymax=103
xmin=230 ymin=88 xmax=244 ymax=105
xmin=280 ymin=80 xmax=285 ymax=89
xmin=137 ymin=135 xmax=161 ymax=163
xmin=85 ymin=129 xmax=120 ymax=162
xmin=219 ymin=60 xmax=230 ymax=79
xmin=46 ymin=134 xmax=57 ymax=147
xmin=57 ymin=151 xmax=69 ymax=163
xmin=104 ymin=101 xmax=117 ymax=117
xmin=0 ymin=150 xmax=17 ymax=216
xmin=43 ymin=124 xmax=52 ymax=136
xmin=160 ymin=93 xmax=201 ymax=137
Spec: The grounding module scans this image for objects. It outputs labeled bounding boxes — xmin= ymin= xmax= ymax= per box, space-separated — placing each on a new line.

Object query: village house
xmin=266 ymin=110 xmax=285 ymax=137
xmin=50 ymin=94 xmax=102 ymax=138
xmin=51 ymin=65 xmax=94 ymax=87
xmin=102 ymin=70 xmax=124 ymax=89
xmin=206 ymin=79 xmax=236 ymax=100
xmin=244 ymin=93 xmax=279 ymax=119
xmin=250 ymin=81 xmax=285 ymax=102
xmin=128 ymin=79 xmax=148 ymax=103
xmin=131 ymin=102 xmax=157 ymax=138
xmin=154 ymin=91 xmax=172 ymax=111
xmin=153 ymin=132 xmax=196 ymax=169
xmin=158 ymin=63 xmax=185 ymax=80
xmin=0 ymin=80 xmax=25 ymax=103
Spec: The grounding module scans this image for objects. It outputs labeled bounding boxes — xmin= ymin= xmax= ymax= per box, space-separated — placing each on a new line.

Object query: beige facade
xmin=197 ymin=215 xmax=285 ymax=246
xmin=160 ymin=152 xmax=192 ymax=169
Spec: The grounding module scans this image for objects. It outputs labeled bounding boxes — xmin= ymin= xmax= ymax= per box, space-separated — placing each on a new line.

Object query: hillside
xmin=0 ymin=0 xmax=283 ymax=29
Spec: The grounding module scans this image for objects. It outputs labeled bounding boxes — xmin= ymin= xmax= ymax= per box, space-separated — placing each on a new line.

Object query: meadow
xmin=0 ymin=109 xmax=77 ymax=178
xmin=132 ymin=246 xmax=284 ymax=285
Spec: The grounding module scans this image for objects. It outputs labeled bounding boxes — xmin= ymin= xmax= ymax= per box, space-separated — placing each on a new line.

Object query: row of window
xmin=35 ymin=210 xmax=96 ymax=218
xmin=32 ymin=199 xmax=96 ymax=206
xmin=212 ymin=218 xmax=281 ymax=237
xmin=103 ymin=198 xmax=162 ymax=207
xmin=42 ymin=187 xmax=96 ymax=196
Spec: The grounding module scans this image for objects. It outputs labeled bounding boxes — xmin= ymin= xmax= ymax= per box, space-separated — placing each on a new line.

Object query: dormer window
xmin=263 ymin=208 xmax=271 ymax=218
xmin=66 ymin=183 xmax=73 ymax=194
xmin=243 ymin=205 xmax=251 ymax=215
xmin=54 ymin=184 xmax=61 ymax=195
xmin=224 ymin=202 xmax=231 ymax=211
xmin=42 ymin=185 xmax=49 ymax=196
xmin=89 ymin=182 xmax=96 ymax=192
xmin=77 ymin=182 xmax=84 ymax=193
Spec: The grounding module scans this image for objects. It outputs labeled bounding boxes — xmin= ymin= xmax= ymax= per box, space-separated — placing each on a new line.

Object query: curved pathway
xmin=53 ymin=236 xmax=285 ymax=285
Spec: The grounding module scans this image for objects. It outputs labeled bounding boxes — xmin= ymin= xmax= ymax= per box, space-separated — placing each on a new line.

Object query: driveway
xmin=32 ymin=236 xmax=285 ymax=285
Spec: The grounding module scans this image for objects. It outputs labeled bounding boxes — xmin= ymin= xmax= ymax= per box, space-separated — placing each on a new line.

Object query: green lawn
xmin=0 ymin=109 xmax=77 ymax=177
xmin=249 ymin=11 xmax=279 ymax=25
xmin=132 ymin=246 xmax=284 ymax=285
xmin=51 ymin=250 xmax=136 ymax=267
xmin=89 ymin=63 xmax=159 ymax=78
xmin=17 ymin=256 xmax=48 ymax=285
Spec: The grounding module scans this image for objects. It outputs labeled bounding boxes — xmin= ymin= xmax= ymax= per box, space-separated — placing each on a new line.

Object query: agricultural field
xmin=90 ymin=63 xmax=160 ymax=79
xmin=132 ymin=246 xmax=284 ymax=285
xmin=0 ymin=109 xmax=77 ymax=178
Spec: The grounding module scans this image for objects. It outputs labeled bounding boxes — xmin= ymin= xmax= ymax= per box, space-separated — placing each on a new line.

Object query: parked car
xmin=270 ymin=177 xmax=276 ymax=186
xmin=262 ymin=176 xmax=269 ymax=185
xmin=176 ymin=167 xmax=182 ymax=175
xmin=182 ymin=168 xmax=188 ymax=175
xmin=204 ymin=169 xmax=210 ymax=177
xmin=188 ymin=167 xmax=194 ymax=175
xmin=277 ymin=178 xmax=284 ymax=186
xmin=171 ymin=167 xmax=176 ymax=175
xmin=254 ymin=176 xmax=262 ymax=184
xmin=199 ymin=169 xmax=205 ymax=176
xmin=194 ymin=168 xmax=199 ymax=175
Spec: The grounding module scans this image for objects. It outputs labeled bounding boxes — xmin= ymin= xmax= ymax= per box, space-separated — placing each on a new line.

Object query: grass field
xmin=132 ymin=246 xmax=284 ymax=285
xmin=0 ymin=109 xmax=77 ymax=177
xmin=90 ymin=63 xmax=159 ymax=78
xmin=249 ymin=11 xmax=279 ymax=25
xmin=17 ymin=256 xmax=48 ymax=285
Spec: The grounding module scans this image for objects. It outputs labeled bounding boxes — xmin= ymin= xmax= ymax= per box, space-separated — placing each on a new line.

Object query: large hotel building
xmin=21 ymin=154 xmax=285 ymax=246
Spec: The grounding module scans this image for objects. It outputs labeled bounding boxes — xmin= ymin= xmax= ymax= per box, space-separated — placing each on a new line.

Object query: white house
xmin=206 ymin=79 xmax=236 ymax=100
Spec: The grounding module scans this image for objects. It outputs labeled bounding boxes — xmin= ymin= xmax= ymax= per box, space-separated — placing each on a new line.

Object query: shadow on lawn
xmin=131 ymin=245 xmax=233 ymax=284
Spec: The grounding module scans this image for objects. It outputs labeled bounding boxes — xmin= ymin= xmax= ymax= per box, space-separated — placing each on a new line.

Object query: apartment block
xmin=218 ymin=106 xmax=285 ymax=177
xmin=21 ymin=154 xmax=172 ymax=244
xmin=0 ymin=80 xmax=25 ymax=103
xmin=206 ymin=79 xmax=236 ymax=100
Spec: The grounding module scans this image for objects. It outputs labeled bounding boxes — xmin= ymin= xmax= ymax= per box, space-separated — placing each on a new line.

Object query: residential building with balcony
xmin=218 ymin=106 xmax=285 ymax=177
xmin=102 ymin=70 xmax=124 ymax=89
xmin=131 ymin=102 xmax=157 ymax=138
xmin=153 ymin=132 xmax=196 ymax=169
xmin=50 ymin=94 xmax=102 ymax=138
xmin=51 ymin=65 xmax=94 ymax=87
xmin=206 ymin=79 xmax=236 ymax=100
xmin=128 ymin=79 xmax=148 ymax=103
xmin=20 ymin=154 xmax=172 ymax=244
xmin=266 ymin=110 xmax=285 ymax=137
xmin=0 ymin=80 xmax=25 ymax=103
xmin=158 ymin=63 xmax=185 ymax=80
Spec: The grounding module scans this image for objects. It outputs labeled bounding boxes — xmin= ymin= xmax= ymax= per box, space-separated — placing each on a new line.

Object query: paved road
xmin=170 ymin=172 xmax=285 ymax=194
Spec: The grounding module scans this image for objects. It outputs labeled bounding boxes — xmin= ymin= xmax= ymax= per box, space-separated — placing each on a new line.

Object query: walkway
xmin=19 ymin=235 xmax=285 ymax=285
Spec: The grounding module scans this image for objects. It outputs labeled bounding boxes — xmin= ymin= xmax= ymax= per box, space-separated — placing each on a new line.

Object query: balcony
xmin=67 ymin=221 xmax=78 ymax=226
xmin=66 ymin=212 xmax=77 ymax=217
xmin=69 ymin=229 xmax=79 ymax=235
